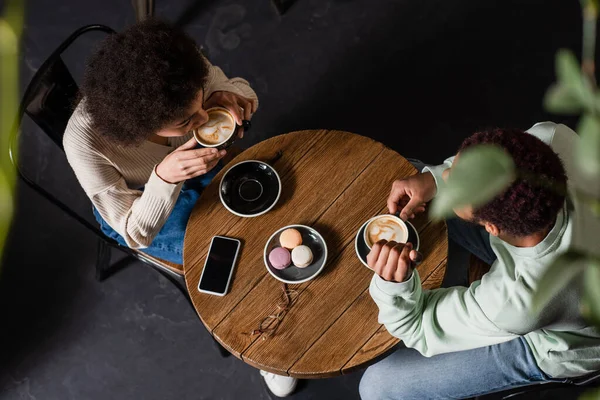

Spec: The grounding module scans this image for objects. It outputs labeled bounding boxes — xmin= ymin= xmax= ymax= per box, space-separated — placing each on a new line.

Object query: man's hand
xmin=156 ymin=138 xmax=226 ymax=184
xmin=388 ymin=172 xmax=436 ymax=220
xmin=204 ymin=91 xmax=255 ymax=138
xmin=367 ymin=240 xmax=423 ymax=283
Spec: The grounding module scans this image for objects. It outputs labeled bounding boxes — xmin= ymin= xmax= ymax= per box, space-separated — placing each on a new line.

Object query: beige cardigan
xmin=64 ymin=59 xmax=258 ymax=249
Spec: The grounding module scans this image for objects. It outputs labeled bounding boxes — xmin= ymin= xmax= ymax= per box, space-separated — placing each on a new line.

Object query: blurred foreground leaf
xmin=577 ymin=114 xmax=600 ymax=177
xmin=582 ymin=260 xmax=600 ymax=326
xmin=556 ymin=49 xmax=583 ymax=86
xmin=548 ymin=50 xmax=595 ymax=113
xmin=0 ymin=1 xmax=24 ymax=264
xmin=431 ymin=145 xmax=515 ymax=219
xmin=544 ymin=83 xmax=584 ymax=115
xmin=580 ymin=387 xmax=600 ymax=400
xmin=531 ymin=251 xmax=588 ymax=313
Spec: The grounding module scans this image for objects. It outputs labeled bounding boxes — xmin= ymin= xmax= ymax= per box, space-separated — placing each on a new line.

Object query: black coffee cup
xmin=193 ymin=107 xmax=251 ymax=150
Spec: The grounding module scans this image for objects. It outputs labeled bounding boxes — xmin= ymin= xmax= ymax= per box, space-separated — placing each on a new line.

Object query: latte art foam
xmin=195 ymin=109 xmax=235 ymax=145
xmin=366 ymin=216 xmax=407 ymax=247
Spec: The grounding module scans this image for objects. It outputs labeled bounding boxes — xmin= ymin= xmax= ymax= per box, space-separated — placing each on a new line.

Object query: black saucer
xmin=354 ymin=217 xmax=420 ymax=270
xmin=219 ymin=160 xmax=281 ymax=217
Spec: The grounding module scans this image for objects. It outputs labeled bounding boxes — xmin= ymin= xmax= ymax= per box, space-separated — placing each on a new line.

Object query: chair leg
xmin=96 ymin=239 xmax=133 ymax=281
xmin=141 ymin=263 xmax=231 ymax=358
xmin=213 ymin=337 xmax=231 ymax=358
xmin=96 ymin=238 xmax=113 ymax=281
xmin=101 ymin=245 xmax=230 ymax=358
xmin=170 ymin=275 xmax=229 ymax=358
xmin=271 ymin=0 xmax=297 ymax=15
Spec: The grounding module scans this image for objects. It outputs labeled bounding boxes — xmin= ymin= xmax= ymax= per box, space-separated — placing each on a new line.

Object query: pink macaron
xmin=268 ymin=247 xmax=291 ymax=270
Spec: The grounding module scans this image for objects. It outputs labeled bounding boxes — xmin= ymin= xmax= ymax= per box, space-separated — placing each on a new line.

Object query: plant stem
xmin=581 ymin=0 xmax=598 ymax=86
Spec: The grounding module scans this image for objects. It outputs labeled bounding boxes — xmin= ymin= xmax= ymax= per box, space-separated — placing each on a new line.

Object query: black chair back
xmin=7 ymin=23 xmax=206 ymax=314
xmin=8 ymin=25 xmax=115 ymax=236
xmin=15 ymin=25 xmax=115 ymax=152
xmin=23 ymin=58 xmax=78 ymax=150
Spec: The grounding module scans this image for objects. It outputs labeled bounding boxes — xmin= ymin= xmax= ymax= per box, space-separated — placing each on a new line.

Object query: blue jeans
xmin=94 ymin=164 xmax=223 ymax=264
xmin=360 ymin=160 xmax=555 ymax=399
xmin=359 ymin=337 xmax=556 ymax=400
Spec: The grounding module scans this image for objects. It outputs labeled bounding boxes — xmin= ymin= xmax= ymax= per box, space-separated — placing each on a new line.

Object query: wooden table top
xmin=183 ymin=130 xmax=448 ymax=378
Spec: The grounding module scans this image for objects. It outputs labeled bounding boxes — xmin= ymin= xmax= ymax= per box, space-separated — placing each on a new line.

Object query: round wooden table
xmin=183 ymin=130 xmax=448 ymax=378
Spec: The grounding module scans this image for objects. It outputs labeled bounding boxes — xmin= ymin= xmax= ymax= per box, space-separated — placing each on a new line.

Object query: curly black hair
xmin=81 ymin=19 xmax=209 ymax=145
xmin=459 ymin=128 xmax=567 ymax=237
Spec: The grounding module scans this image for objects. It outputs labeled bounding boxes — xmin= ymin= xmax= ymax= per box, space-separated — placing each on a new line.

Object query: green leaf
xmin=580 ymin=0 xmax=599 ymax=16
xmin=580 ymin=387 xmax=600 ymax=400
xmin=430 ymin=145 xmax=515 ymax=219
xmin=544 ymin=84 xmax=584 ymax=115
xmin=556 ymin=49 xmax=582 ymax=88
xmin=576 ymin=114 xmax=600 ymax=177
xmin=582 ymin=260 xmax=600 ymax=327
xmin=595 ymin=91 xmax=600 ymax=114
xmin=0 ymin=1 xmax=24 ymax=270
xmin=0 ymin=170 xmax=14 ymax=259
xmin=551 ymin=50 xmax=595 ymax=112
xmin=531 ymin=251 xmax=587 ymax=313
xmin=591 ymin=199 xmax=600 ymax=217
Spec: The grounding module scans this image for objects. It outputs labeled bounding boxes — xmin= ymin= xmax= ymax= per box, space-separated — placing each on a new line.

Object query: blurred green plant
xmin=431 ymin=1 xmax=600 ymax=395
xmin=534 ymin=0 xmax=600 ymax=332
xmin=430 ymin=0 xmax=600 ymax=337
xmin=0 ymin=0 xmax=23 ymax=264
xmin=430 ymin=146 xmax=515 ymax=218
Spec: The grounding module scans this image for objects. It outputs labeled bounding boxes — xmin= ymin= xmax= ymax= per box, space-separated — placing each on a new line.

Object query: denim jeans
xmin=359 ymin=337 xmax=555 ymax=400
xmin=94 ymin=163 xmax=223 ymax=264
xmin=359 ymin=160 xmax=555 ymax=399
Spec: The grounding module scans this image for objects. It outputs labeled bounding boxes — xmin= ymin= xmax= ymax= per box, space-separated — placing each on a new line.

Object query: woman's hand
xmin=204 ymin=91 xmax=255 ymax=138
xmin=156 ymin=138 xmax=226 ymax=184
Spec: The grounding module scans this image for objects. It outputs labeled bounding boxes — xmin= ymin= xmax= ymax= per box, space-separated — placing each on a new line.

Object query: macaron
xmin=291 ymin=245 xmax=313 ymax=268
xmin=268 ymin=247 xmax=291 ymax=270
xmin=279 ymin=228 xmax=303 ymax=249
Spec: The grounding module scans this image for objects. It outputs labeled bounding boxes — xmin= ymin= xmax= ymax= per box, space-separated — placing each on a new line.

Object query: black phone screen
xmin=198 ymin=237 xmax=240 ymax=294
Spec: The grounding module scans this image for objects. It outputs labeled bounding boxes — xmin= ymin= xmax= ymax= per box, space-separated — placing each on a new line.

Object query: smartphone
xmin=197 ymin=236 xmax=241 ymax=296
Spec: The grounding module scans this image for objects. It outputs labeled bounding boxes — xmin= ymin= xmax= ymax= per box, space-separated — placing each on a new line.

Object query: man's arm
xmin=422 ymin=156 xmax=455 ymax=196
xmin=370 ymin=270 xmax=520 ymax=356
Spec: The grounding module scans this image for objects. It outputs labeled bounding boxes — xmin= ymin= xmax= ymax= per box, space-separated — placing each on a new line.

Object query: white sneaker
xmin=260 ymin=370 xmax=298 ymax=397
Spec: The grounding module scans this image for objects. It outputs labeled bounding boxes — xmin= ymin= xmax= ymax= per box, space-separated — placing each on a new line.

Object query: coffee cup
xmin=363 ymin=214 xmax=409 ymax=249
xmin=193 ymin=107 xmax=251 ymax=150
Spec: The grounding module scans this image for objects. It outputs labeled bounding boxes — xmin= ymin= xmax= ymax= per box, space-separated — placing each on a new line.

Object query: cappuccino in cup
xmin=194 ymin=107 xmax=236 ymax=148
xmin=364 ymin=215 xmax=409 ymax=249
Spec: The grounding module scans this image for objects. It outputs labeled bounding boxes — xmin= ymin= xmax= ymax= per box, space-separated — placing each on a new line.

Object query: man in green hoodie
xmin=360 ymin=122 xmax=600 ymax=399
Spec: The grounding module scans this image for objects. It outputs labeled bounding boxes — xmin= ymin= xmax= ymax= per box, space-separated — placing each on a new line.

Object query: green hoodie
xmin=369 ymin=122 xmax=600 ymax=378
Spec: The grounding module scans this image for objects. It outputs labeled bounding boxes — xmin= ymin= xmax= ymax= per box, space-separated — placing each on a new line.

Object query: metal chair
xmin=8 ymin=24 xmax=190 ymax=292
xmin=9 ymin=24 xmax=230 ymax=357
xmin=8 ymin=26 xmax=234 ymax=359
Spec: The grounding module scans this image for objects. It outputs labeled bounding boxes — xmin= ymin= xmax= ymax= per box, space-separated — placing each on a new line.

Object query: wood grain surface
xmin=183 ymin=130 xmax=448 ymax=378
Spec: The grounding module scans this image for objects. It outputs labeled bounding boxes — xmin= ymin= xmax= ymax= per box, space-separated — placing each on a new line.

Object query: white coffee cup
xmin=193 ymin=107 xmax=238 ymax=149
xmin=363 ymin=214 xmax=409 ymax=249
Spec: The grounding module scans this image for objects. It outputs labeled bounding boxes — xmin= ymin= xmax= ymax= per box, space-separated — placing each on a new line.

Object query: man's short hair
xmin=459 ymin=128 xmax=568 ymax=237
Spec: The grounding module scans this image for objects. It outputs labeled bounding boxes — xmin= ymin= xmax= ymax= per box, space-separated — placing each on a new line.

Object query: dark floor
xmin=0 ymin=0 xmax=589 ymax=399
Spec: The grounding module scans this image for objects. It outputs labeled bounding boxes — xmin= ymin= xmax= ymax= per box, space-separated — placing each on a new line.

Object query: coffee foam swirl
xmin=195 ymin=109 xmax=235 ymax=145
xmin=366 ymin=216 xmax=407 ymax=246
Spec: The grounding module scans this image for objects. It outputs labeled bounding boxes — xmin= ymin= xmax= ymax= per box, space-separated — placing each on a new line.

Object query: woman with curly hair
xmin=64 ymin=19 xmax=257 ymax=264
xmin=65 ymin=19 xmax=301 ymax=397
